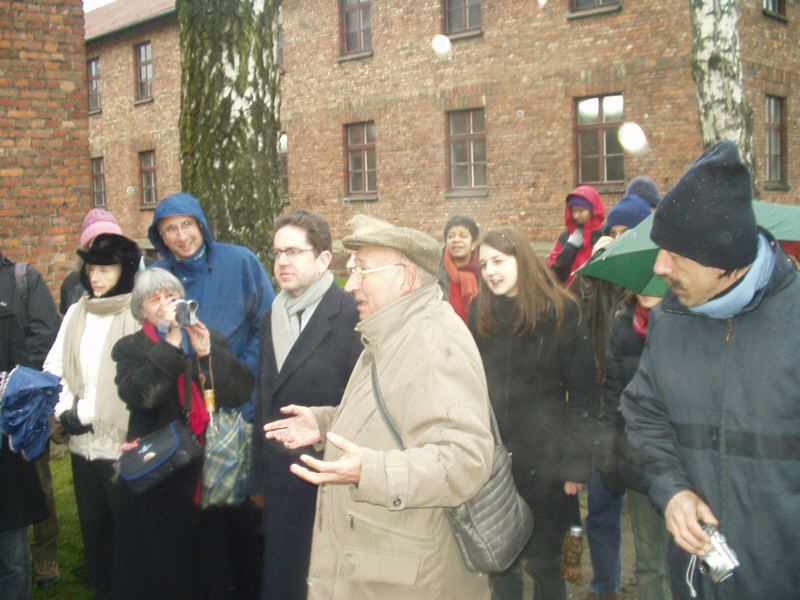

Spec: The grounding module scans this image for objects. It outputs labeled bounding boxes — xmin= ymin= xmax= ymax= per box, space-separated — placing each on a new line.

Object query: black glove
xmin=59 ymin=397 xmax=93 ymax=435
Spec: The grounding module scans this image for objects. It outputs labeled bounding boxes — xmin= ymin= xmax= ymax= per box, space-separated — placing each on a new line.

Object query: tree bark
xmin=177 ymin=0 xmax=285 ymax=262
xmin=689 ymin=0 xmax=757 ymax=193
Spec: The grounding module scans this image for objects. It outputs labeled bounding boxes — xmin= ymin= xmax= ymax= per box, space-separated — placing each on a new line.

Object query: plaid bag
xmin=200 ymin=408 xmax=252 ymax=508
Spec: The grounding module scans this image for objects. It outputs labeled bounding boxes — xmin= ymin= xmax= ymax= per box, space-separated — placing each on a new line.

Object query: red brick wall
xmin=280 ymin=0 xmax=799 ymax=250
xmin=87 ymin=13 xmax=182 ymax=247
xmin=0 ymin=0 xmax=89 ymax=293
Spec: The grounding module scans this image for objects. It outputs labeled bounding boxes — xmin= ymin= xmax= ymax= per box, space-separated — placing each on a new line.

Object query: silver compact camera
xmin=173 ymin=299 xmax=198 ymax=327
xmin=698 ymin=525 xmax=740 ymax=583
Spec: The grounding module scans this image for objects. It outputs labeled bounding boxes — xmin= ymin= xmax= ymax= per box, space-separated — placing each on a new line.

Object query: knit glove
xmin=59 ymin=396 xmax=93 ymax=436
xmin=567 ymin=227 xmax=584 ymax=248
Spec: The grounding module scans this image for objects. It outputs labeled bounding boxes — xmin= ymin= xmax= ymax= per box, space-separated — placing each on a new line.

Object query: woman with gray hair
xmin=110 ymin=267 xmax=253 ymax=600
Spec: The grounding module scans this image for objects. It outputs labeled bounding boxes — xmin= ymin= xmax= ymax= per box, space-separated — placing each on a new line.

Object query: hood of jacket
xmin=147 ymin=193 xmax=215 ymax=264
xmin=564 ymin=185 xmax=606 ymax=234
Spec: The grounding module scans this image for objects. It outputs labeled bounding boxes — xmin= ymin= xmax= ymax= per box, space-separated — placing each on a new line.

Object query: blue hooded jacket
xmin=148 ymin=193 xmax=274 ymax=420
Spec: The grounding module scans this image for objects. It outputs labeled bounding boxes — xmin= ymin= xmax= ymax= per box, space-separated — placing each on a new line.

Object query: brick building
xmin=84 ymin=0 xmax=181 ymax=248
xmin=0 ymin=0 xmax=89 ymax=291
xmin=280 ymin=0 xmax=799 ymax=249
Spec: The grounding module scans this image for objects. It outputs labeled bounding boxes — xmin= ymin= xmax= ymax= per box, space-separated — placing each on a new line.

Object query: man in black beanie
xmin=621 ymin=140 xmax=800 ymax=599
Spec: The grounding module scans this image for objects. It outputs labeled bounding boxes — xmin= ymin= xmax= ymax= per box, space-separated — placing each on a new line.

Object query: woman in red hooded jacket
xmin=547 ymin=185 xmax=606 ymax=285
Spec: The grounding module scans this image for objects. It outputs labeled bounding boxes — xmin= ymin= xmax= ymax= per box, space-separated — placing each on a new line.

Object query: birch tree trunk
xmin=177 ymin=0 xmax=284 ymax=262
xmin=689 ymin=0 xmax=757 ymax=191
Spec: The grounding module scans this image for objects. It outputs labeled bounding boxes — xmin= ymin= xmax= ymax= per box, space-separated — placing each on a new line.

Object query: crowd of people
xmin=0 ymin=140 xmax=798 ymax=600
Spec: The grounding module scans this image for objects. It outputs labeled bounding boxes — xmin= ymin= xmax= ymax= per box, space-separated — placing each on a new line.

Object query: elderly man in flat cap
xmin=264 ymin=226 xmax=494 ymax=599
xmin=622 ymin=141 xmax=800 ymax=600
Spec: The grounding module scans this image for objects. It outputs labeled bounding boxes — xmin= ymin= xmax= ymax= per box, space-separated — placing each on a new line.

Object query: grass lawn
xmin=34 ymin=448 xmax=92 ymax=600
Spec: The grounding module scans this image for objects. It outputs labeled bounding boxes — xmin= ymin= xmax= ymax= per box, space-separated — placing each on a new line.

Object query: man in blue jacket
xmin=148 ymin=192 xmax=274 ymax=599
xmin=622 ymin=141 xmax=800 ymax=599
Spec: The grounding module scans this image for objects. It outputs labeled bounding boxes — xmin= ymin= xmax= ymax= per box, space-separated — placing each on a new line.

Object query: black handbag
xmin=370 ymin=363 xmax=534 ymax=573
xmin=118 ymin=420 xmax=202 ymax=495
xmin=118 ymin=366 xmax=203 ymax=495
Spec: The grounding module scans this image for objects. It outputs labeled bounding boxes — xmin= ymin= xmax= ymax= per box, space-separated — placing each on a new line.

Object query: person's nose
xmin=276 ymin=251 xmax=291 ymax=266
xmin=653 ymin=249 xmax=671 ymax=276
xmin=343 ymin=271 xmax=359 ymax=293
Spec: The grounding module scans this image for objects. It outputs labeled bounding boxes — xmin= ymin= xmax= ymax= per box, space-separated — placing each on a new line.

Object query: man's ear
xmin=318 ymin=249 xmax=333 ymax=271
xmin=399 ymin=264 xmax=417 ymax=293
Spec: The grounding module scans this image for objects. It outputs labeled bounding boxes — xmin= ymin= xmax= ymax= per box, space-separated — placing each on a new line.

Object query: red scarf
xmin=444 ymin=249 xmax=480 ymax=323
xmin=143 ymin=321 xmax=209 ymax=437
xmin=633 ymin=302 xmax=651 ymax=340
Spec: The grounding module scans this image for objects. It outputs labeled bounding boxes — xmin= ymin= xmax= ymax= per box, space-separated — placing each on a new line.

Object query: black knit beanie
xmin=625 ymin=176 xmax=660 ymax=208
xmin=650 ymin=141 xmax=757 ymax=271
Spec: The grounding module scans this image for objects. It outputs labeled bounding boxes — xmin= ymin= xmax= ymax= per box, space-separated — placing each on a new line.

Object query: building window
xmin=139 ymin=150 xmax=157 ymax=205
xmin=90 ymin=157 xmax=106 ymax=207
xmin=571 ymin=0 xmax=619 ymax=10
xmin=763 ymin=0 xmax=785 ymax=15
xmin=576 ymin=94 xmax=624 ymax=184
xmin=135 ymin=41 xmax=153 ymax=100
xmin=448 ymin=108 xmax=486 ymax=189
xmin=277 ymin=3 xmax=284 ymax=68
xmin=341 ymin=0 xmax=371 ymax=55
xmin=87 ymin=58 xmax=101 ymax=111
xmin=346 ymin=122 xmax=376 ymax=195
xmin=765 ymin=95 xmax=785 ymax=184
xmin=446 ymin=0 xmax=481 ymax=34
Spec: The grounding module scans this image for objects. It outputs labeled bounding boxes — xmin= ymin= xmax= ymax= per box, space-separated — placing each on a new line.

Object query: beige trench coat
xmin=307 ymin=284 xmax=494 ymax=599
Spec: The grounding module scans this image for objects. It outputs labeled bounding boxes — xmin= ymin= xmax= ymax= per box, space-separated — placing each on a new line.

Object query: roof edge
xmin=85 ymin=7 xmax=177 ymax=42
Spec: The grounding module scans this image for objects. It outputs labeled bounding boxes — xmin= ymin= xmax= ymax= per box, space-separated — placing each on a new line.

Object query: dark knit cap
xmin=603 ymin=194 xmax=651 ymax=233
xmin=625 ymin=176 xmax=660 ymax=208
xmin=651 ymin=141 xmax=757 ymax=271
xmin=567 ymin=195 xmax=593 ymax=212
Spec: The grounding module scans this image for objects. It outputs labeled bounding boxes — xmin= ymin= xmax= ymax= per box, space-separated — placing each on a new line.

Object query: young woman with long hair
xmin=469 ymin=226 xmax=596 ymax=600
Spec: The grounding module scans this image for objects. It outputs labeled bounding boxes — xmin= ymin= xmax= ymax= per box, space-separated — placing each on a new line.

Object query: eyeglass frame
xmin=159 ymin=218 xmax=199 ymax=238
xmin=348 ymin=263 xmax=406 ymax=282
xmin=269 ymin=247 xmax=316 ymax=261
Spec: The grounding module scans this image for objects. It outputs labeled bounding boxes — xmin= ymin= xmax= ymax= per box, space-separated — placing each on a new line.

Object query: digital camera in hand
xmin=699 ymin=525 xmax=740 ymax=583
xmin=173 ymin=299 xmax=198 ymax=327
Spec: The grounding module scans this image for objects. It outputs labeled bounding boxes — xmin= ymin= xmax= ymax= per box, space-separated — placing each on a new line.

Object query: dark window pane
xmin=471 ymin=109 xmax=485 ymax=132
xmin=349 ymin=151 xmax=363 ymax=172
xmin=365 ymin=122 xmax=376 ymax=143
xmin=450 ymin=112 xmax=468 ymax=135
xmin=606 ymin=156 xmax=624 ymax=181
xmin=579 ymin=130 xmax=599 ymax=155
xmin=452 ymin=141 xmax=468 ymax=163
xmin=367 ymin=170 xmax=376 ymax=192
xmin=468 ymin=4 xmax=481 ymax=29
xmin=472 ymin=139 xmax=486 ymax=162
xmin=452 ymin=165 xmax=468 ymax=187
xmin=605 ymin=128 xmax=623 ymax=155
xmin=580 ymin=158 xmax=599 ymax=182
xmin=350 ymin=171 xmax=363 ymax=192
xmin=473 ymin=163 xmax=486 ymax=187
xmin=348 ymin=124 xmax=362 ymax=145
xmin=362 ymin=29 xmax=371 ymax=50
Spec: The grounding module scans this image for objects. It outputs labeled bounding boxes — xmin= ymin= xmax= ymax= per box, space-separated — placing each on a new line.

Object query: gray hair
xmin=130 ymin=267 xmax=185 ymax=322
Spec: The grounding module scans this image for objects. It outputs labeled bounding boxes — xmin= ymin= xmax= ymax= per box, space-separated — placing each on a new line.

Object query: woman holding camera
xmin=111 ymin=267 xmax=253 ymax=600
xmin=43 ymin=233 xmax=142 ymax=599
xmin=469 ymin=227 xmax=596 ymax=600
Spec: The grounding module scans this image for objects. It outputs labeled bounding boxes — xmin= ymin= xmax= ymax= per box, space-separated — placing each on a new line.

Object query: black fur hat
xmin=77 ymin=233 xmax=141 ymax=297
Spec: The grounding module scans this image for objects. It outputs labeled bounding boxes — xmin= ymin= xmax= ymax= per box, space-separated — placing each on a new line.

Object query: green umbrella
xmin=576 ymin=201 xmax=800 ymax=296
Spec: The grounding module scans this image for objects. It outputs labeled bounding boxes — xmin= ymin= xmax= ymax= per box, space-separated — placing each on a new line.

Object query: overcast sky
xmin=83 ymin=0 xmax=116 ymax=12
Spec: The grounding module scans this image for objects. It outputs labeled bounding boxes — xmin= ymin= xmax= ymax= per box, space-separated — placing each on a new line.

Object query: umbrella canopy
xmin=0 ymin=366 xmax=61 ymax=461
xmin=576 ymin=201 xmax=800 ymax=296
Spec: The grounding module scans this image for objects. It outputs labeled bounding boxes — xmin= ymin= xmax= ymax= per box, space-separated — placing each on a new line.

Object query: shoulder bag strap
xmin=370 ymin=361 xmax=502 ymax=449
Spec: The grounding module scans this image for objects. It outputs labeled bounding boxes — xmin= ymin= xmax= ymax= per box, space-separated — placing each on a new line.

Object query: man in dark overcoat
xmin=250 ymin=210 xmax=361 ymax=600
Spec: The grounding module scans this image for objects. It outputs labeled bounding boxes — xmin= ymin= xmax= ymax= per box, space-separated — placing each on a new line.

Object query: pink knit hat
xmin=80 ymin=208 xmax=122 ymax=249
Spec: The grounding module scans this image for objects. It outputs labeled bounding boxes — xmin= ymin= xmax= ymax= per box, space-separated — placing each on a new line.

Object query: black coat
xmin=250 ymin=282 xmax=361 ymax=600
xmin=622 ymin=236 xmax=800 ymax=599
xmin=0 ymin=252 xmax=59 ymax=370
xmin=0 ymin=298 xmax=47 ymax=532
xmin=110 ymin=327 xmax=254 ymax=600
xmin=469 ymin=296 xmax=596 ymax=559
xmin=595 ymin=306 xmax=648 ymax=495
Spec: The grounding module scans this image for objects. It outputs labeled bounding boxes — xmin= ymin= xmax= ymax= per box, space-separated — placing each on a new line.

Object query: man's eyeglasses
xmin=348 ymin=263 xmax=404 ymax=282
xmin=160 ymin=219 xmax=198 ymax=238
xmin=269 ymin=247 xmax=315 ymax=260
